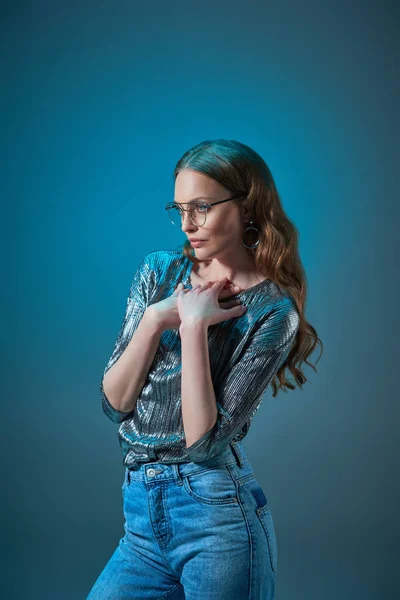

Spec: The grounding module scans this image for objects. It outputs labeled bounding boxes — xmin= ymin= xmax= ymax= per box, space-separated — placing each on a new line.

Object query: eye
xmin=196 ymin=203 xmax=208 ymax=213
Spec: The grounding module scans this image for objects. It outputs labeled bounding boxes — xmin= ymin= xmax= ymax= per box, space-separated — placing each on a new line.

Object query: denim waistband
xmin=124 ymin=441 xmax=248 ymax=486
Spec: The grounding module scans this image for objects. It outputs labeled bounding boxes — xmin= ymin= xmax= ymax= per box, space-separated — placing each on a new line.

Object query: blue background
xmin=2 ymin=0 xmax=398 ymax=598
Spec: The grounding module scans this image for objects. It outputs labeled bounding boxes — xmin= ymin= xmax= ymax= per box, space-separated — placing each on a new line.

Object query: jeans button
xmin=147 ymin=468 xmax=156 ymax=477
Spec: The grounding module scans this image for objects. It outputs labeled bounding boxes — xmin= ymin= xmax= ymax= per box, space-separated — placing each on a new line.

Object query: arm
xmin=100 ymin=253 xmax=160 ymax=423
xmin=181 ymin=299 xmax=300 ymax=462
xmin=102 ymin=309 xmax=163 ymax=420
xmin=179 ymin=320 xmax=218 ymax=449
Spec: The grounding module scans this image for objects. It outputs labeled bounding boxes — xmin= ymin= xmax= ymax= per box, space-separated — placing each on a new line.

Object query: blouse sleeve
xmin=100 ymin=252 xmax=156 ymax=423
xmin=183 ymin=298 xmax=300 ymax=462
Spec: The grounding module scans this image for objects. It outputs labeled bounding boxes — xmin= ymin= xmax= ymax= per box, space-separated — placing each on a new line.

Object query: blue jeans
xmin=86 ymin=441 xmax=277 ymax=599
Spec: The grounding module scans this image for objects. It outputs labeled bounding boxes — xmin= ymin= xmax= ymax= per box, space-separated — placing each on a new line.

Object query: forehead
xmin=174 ymin=169 xmax=228 ymax=203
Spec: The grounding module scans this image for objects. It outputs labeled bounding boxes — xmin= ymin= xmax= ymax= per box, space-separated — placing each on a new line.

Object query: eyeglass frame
xmin=165 ymin=194 xmax=247 ymax=227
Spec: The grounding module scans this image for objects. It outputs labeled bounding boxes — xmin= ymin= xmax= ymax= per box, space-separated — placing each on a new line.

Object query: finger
xmin=173 ymin=282 xmax=184 ymax=295
xmin=218 ymin=286 xmax=242 ymax=298
xmin=212 ymin=278 xmax=230 ymax=288
xmin=228 ymin=304 xmax=248 ymax=317
xmin=210 ymin=279 xmax=231 ymax=294
xmin=192 ymin=281 xmax=215 ymax=292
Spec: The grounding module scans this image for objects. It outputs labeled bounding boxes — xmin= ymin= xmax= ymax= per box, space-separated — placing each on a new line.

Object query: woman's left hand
xmin=177 ymin=277 xmax=247 ymax=328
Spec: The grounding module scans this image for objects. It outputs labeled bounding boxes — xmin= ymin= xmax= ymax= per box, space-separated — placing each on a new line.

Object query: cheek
xmin=216 ymin=215 xmax=242 ymax=238
xmin=207 ymin=213 xmax=236 ymax=235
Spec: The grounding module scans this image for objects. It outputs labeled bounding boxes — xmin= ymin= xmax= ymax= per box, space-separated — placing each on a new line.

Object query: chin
xmin=192 ymin=246 xmax=209 ymax=259
xmin=194 ymin=245 xmax=211 ymax=254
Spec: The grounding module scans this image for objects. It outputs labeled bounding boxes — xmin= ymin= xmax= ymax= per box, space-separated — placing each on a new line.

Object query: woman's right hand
xmin=147 ymin=281 xmax=244 ymax=331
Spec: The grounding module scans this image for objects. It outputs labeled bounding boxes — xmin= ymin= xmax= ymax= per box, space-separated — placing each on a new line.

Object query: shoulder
xmin=141 ymin=247 xmax=186 ymax=275
xmin=255 ymin=283 xmax=300 ymax=343
xmin=138 ymin=247 xmax=188 ymax=291
xmin=278 ymin=297 xmax=300 ymax=340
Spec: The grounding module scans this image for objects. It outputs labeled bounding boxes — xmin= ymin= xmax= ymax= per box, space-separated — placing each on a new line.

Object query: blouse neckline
xmin=182 ymin=255 xmax=272 ymax=297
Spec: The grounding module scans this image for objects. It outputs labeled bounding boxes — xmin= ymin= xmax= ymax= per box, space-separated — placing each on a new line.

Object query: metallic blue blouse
xmin=100 ymin=248 xmax=300 ymax=468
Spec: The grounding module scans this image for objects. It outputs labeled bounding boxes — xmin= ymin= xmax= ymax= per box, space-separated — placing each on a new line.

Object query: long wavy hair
xmin=173 ymin=139 xmax=322 ymax=397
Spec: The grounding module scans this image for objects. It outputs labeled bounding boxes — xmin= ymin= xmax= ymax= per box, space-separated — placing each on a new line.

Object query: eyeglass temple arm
xmin=166 ymin=195 xmax=245 ymax=210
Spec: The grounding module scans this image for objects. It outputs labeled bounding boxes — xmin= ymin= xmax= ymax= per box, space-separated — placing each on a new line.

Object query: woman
xmin=87 ymin=139 xmax=322 ymax=599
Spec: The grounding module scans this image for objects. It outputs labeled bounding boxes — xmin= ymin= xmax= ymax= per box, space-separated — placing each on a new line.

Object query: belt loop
xmin=230 ymin=442 xmax=244 ymax=468
xmin=172 ymin=464 xmax=183 ymax=486
xmin=127 ymin=469 xmax=131 ymax=485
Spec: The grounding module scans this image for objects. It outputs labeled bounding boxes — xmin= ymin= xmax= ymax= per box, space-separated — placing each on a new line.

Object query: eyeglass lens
xmin=167 ymin=203 xmax=207 ymax=227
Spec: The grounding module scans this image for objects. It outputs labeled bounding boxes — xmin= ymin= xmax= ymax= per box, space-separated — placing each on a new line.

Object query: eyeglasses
xmin=165 ymin=194 xmax=246 ymax=227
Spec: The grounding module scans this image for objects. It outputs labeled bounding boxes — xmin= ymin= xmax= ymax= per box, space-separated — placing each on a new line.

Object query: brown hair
xmin=173 ymin=139 xmax=323 ymax=397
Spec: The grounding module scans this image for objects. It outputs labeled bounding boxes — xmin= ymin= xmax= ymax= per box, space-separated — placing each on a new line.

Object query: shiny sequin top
xmin=100 ymin=248 xmax=300 ymax=468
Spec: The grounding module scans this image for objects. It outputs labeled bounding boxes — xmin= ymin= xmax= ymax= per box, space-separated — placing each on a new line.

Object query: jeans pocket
xmin=183 ymin=466 xmax=238 ymax=506
xmin=256 ymin=504 xmax=278 ymax=573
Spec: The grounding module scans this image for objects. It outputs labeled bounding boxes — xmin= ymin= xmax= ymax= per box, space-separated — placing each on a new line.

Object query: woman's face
xmin=174 ymin=169 xmax=248 ymax=260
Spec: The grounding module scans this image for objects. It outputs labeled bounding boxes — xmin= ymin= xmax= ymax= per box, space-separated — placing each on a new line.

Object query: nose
xmin=181 ymin=211 xmax=197 ymax=234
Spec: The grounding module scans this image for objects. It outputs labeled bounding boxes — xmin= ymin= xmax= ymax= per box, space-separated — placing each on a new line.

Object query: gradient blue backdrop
xmin=2 ymin=0 xmax=398 ymax=598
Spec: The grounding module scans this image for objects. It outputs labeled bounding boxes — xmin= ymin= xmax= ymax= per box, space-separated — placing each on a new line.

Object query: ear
xmin=238 ymin=200 xmax=248 ymax=218
xmin=241 ymin=206 xmax=252 ymax=223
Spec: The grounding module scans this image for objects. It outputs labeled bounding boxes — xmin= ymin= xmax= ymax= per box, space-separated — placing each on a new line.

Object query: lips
xmin=189 ymin=239 xmax=205 ymax=242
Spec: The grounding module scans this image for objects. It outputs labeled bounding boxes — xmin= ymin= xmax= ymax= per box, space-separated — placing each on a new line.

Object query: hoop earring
xmin=242 ymin=219 xmax=260 ymax=249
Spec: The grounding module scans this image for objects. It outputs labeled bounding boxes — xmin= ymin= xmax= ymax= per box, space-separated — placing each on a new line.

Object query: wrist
xmin=144 ymin=307 xmax=165 ymax=334
xmin=179 ymin=318 xmax=209 ymax=334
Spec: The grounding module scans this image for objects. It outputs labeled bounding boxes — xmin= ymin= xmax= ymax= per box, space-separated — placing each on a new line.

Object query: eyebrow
xmin=174 ymin=196 xmax=214 ymax=205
